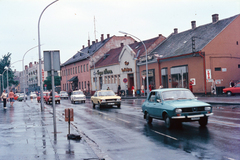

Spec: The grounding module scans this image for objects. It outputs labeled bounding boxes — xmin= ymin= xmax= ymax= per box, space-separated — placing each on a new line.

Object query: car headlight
xmin=117 ymin=98 xmax=121 ymax=101
xmin=205 ymin=107 xmax=211 ymax=111
xmin=175 ymin=108 xmax=182 ymax=113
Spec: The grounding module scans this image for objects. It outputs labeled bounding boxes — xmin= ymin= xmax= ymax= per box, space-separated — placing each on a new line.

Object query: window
xmin=171 ymin=66 xmax=188 ymax=88
xmin=78 ymin=66 xmax=80 ymax=73
xmin=81 ymin=65 xmax=82 ymax=72
xmin=215 ymin=67 xmax=221 ymax=71
xmin=84 ymin=64 xmax=85 ymax=72
xmin=75 ymin=67 xmax=77 ymax=74
xmin=73 ymin=67 xmax=74 ymax=74
xmin=148 ymin=92 xmax=156 ymax=102
xmin=85 ymin=81 xmax=86 ymax=88
xmin=87 ymin=64 xmax=88 ymax=71
xmin=82 ymin=82 xmax=83 ymax=89
xmin=238 ymin=64 xmax=240 ymax=68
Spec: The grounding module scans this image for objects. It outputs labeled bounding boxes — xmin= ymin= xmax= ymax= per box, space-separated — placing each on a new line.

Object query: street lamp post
xmin=22 ymin=45 xmax=39 ymax=102
xmin=2 ymin=69 xmax=7 ymax=92
xmin=38 ymin=0 xmax=59 ymax=111
xmin=119 ymin=31 xmax=149 ymax=97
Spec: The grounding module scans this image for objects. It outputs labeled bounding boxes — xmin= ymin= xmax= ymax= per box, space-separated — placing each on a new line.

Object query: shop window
xmin=171 ymin=66 xmax=188 ymax=88
xmin=215 ymin=67 xmax=221 ymax=71
xmin=141 ymin=69 xmax=155 ymax=90
xmin=238 ymin=64 xmax=240 ymax=68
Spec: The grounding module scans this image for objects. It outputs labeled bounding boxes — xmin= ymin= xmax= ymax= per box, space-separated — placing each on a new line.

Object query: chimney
xmin=82 ymin=45 xmax=84 ymax=49
xmin=88 ymin=40 xmax=90 ymax=47
xmin=159 ymin=34 xmax=162 ymax=37
xmin=25 ymin=65 xmax=28 ymax=70
xmin=191 ymin=21 xmax=196 ymax=29
xmin=101 ymin=34 xmax=104 ymax=41
xmin=107 ymin=34 xmax=110 ymax=38
xmin=96 ymin=39 xmax=98 ymax=43
xmin=34 ymin=61 xmax=36 ymax=64
xmin=121 ymin=43 xmax=124 ymax=47
xmin=174 ymin=28 xmax=178 ymax=34
xmin=92 ymin=41 xmax=95 ymax=45
xmin=212 ymin=14 xmax=219 ymax=23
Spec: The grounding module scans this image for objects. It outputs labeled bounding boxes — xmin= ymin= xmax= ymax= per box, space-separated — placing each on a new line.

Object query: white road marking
xmin=151 ymin=130 xmax=178 ymax=141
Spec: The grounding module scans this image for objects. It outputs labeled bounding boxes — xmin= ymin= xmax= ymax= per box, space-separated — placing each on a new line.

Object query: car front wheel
xmin=227 ymin=91 xmax=232 ymax=96
xmin=165 ymin=115 xmax=173 ymax=129
xmin=199 ymin=117 xmax=208 ymax=127
xmin=146 ymin=112 xmax=152 ymax=124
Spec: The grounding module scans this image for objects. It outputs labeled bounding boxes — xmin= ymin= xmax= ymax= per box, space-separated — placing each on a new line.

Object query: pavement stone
xmin=0 ymin=100 xmax=99 ymax=160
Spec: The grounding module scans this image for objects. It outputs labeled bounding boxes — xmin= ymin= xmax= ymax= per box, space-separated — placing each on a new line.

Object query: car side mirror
xmin=157 ymin=99 xmax=161 ymax=103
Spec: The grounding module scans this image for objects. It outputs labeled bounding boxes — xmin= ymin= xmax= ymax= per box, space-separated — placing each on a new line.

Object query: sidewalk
xmin=0 ymin=100 xmax=99 ymax=160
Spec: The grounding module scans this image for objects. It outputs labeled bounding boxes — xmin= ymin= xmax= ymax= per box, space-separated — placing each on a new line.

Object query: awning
xmin=68 ymin=76 xmax=78 ymax=82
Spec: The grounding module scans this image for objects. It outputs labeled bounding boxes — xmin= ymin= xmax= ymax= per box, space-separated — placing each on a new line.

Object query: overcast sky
xmin=0 ymin=0 xmax=239 ymax=71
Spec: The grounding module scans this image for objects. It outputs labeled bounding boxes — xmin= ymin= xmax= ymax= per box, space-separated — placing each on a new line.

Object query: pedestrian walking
xmin=1 ymin=90 xmax=8 ymax=109
xmin=230 ymin=80 xmax=235 ymax=87
xmin=131 ymin=86 xmax=135 ymax=97
xmin=189 ymin=80 xmax=193 ymax=92
xmin=9 ymin=90 xmax=15 ymax=106
xmin=117 ymin=85 xmax=121 ymax=96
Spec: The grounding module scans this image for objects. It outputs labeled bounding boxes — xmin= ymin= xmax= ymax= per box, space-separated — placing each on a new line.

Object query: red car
xmin=44 ymin=92 xmax=61 ymax=104
xmin=223 ymin=83 xmax=240 ymax=96
xmin=37 ymin=92 xmax=50 ymax=103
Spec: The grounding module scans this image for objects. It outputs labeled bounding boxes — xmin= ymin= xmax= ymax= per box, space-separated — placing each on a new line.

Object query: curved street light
xmin=38 ymin=0 xmax=59 ymax=111
xmin=119 ymin=31 xmax=149 ymax=97
xmin=22 ymin=45 xmax=39 ymax=102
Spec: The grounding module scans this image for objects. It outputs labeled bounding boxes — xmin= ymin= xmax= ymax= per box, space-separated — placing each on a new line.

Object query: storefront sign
xmin=97 ymin=69 xmax=113 ymax=76
xmin=121 ymin=68 xmax=132 ymax=72
xmin=206 ymin=69 xmax=211 ymax=80
xmin=141 ymin=69 xmax=154 ymax=77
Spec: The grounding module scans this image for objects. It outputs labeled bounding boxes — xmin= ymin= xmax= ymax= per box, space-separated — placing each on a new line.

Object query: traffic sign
xmin=142 ymin=76 xmax=145 ymax=80
xmin=123 ymin=78 xmax=128 ymax=83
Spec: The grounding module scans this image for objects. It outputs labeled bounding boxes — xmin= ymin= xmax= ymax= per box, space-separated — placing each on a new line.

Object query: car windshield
xmin=162 ymin=90 xmax=195 ymax=100
xmin=73 ymin=91 xmax=83 ymax=95
xmin=98 ymin=91 xmax=115 ymax=96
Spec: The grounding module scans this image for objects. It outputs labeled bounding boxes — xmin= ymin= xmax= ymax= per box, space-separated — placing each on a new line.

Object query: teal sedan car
xmin=142 ymin=88 xmax=213 ymax=129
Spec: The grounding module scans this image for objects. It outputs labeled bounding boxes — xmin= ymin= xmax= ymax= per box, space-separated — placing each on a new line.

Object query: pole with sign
xmin=123 ymin=78 xmax=128 ymax=97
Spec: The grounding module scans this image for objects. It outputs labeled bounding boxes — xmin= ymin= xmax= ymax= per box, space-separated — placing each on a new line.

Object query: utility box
xmin=65 ymin=108 xmax=74 ymax=121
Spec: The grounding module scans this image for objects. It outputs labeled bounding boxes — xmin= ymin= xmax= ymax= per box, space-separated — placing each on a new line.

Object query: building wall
xmin=203 ymin=15 xmax=240 ymax=91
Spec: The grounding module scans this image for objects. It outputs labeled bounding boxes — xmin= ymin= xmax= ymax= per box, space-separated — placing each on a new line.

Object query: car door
xmin=146 ymin=92 xmax=158 ymax=117
xmin=232 ymin=83 xmax=240 ymax=94
xmin=92 ymin=92 xmax=98 ymax=104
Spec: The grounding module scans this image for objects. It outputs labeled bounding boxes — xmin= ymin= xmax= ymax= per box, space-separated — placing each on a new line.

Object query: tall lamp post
xmin=38 ymin=0 xmax=59 ymax=110
xmin=22 ymin=45 xmax=39 ymax=102
xmin=2 ymin=69 xmax=7 ymax=92
xmin=119 ymin=31 xmax=149 ymax=97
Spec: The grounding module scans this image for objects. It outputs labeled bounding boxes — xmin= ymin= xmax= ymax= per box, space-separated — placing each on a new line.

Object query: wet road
xmin=49 ymin=98 xmax=240 ymax=160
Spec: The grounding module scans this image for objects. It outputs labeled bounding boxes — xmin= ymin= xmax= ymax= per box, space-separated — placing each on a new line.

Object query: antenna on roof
xmin=94 ymin=16 xmax=96 ymax=42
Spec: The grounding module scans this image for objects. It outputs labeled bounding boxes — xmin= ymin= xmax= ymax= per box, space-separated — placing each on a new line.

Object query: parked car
xmin=142 ymin=88 xmax=213 ymax=129
xmin=223 ymin=83 xmax=240 ymax=96
xmin=91 ymin=90 xmax=121 ymax=108
xmin=44 ymin=92 xmax=60 ymax=104
xmin=17 ymin=93 xmax=28 ymax=101
xmin=70 ymin=90 xmax=86 ymax=104
xmin=37 ymin=92 xmax=50 ymax=103
xmin=30 ymin=92 xmax=37 ymax=99
xmin=59 ymin=91 xmax=68 ymax=99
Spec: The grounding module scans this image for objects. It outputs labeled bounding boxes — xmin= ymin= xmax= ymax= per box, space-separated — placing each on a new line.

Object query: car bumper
xmin=100 ymin=101 xmax=121 ymax=105
xmin=72 ymin=98 xmax=86 ymax=101
xmin=172 ymin=113 xmax=213 ymax=119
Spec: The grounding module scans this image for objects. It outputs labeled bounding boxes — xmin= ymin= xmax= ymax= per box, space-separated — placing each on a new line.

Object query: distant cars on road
xmin=223 ymin=83 xmax=240 ymax=96
xmin=142 ymin=88 xmax=213 ymax=129
xmin=30 ymin=92 xmax=37 ymax=99
xmin=70 ymin=90 xmax=86 ymax=104
xmin=91 ymin=90 xmax=121 ymax=108
xmin=59 ymin=91 xmax=68 ymax=99
xmin=44 ymin=92 xmax=60 ymax=104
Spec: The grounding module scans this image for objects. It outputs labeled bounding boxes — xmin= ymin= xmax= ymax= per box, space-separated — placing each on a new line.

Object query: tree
xmin=0 ymin=53 xmax=19 ymax=92
xmin=43 ymin=75 xmax=61 ymax=90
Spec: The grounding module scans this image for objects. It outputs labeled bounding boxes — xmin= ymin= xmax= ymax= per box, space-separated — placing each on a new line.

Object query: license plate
xmin=191 ymin=117 xmax=200 ymax=120
xmin=108 ymin=103 xmax=114 ymax=105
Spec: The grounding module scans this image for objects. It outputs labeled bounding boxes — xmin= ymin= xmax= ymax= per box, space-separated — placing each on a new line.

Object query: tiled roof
xmin=152 ymin=14 xmax=239 ymax=59
xmin=129 ymin=37 xmax=159 ymax=58
xmin=61 ymin=37 xmax=111 ymax=66
xmin=94 ymin=46 xmax=124 ymax=68
xmin=93 ymin=36 xmax=161 ymax=68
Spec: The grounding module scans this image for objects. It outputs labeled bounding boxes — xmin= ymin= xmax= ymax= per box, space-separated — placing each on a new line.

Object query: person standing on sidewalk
xmin=9 ymin=90 xmax=15 ymax=106
xmin=1 ymin=90 xmax=8 ymax=108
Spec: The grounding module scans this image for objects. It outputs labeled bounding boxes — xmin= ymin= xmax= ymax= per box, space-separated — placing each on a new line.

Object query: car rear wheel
xmin=92 ymin=101 xmax=95 ymax=108
xmin=117 ymin=104 xmax=121 ymax=108
xmin=146 ymin=112 xmax=152 ymax=124
xmin=165 ymin=114 xmax=173 ymax=129
xmin=227 ymin=91 xmax=232 ymax=96
xmin=199 ymin=117 xmax=208 ymax=127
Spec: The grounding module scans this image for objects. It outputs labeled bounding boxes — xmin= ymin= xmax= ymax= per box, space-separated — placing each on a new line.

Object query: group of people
xmin=1 ymin=90 xmax=15 ymax=108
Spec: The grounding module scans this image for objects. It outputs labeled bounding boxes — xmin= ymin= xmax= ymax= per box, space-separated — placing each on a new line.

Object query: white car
xmin=30 ymin=92 xmax=37 ymax=99
xmin=70 ymin=90 xmax=86 ymax=104
xmin=59 ymin=91 xmax=68 ymax=99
